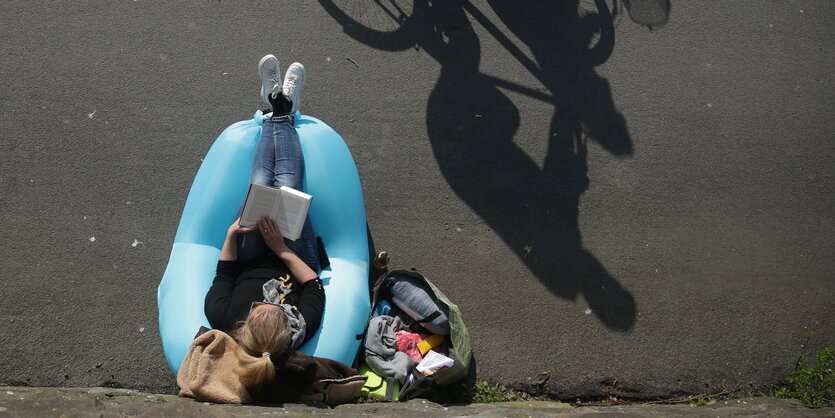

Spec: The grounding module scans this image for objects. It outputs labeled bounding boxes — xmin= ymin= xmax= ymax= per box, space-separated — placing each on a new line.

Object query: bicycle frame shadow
xmin=320 ymin=0 xmax=637 ymax=332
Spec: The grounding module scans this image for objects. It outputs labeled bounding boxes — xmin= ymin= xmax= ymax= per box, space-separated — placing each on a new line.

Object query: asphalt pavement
xmin=0 ymin=0 xmax=833 ymax=400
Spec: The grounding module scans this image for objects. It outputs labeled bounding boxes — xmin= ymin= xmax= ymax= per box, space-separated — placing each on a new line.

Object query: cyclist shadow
xmin=321 ymin=0 xmax=637 ymax=331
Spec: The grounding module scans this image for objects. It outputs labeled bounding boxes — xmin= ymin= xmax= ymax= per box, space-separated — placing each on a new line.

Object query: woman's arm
xmin=219 ymin=218 xmax=255 ymax=261
xmin=258 ymin=216 xmax=324 ymax=341
xmin=207 ymin=219 xmax=252 ymax=330
xmin=296 ymin=277 xmax=325 ymax=340
xmin=256 ymin=216 xmax=318 ymax=284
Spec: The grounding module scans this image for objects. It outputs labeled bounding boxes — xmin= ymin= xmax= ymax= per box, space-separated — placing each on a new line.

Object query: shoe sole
xmin=258 ymin=54 xmax=279 ymax=106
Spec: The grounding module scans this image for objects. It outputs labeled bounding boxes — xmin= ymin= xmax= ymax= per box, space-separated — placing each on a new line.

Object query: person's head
xmin=233 ymin=302 xmax=290 ymax=388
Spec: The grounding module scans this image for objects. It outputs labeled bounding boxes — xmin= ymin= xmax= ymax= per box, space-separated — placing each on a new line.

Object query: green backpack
xmin=368 ymin=268 xmax=475 ymax=402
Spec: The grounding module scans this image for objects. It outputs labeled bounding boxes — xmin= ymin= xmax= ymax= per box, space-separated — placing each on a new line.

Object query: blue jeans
xmin=238 ymin=115 xmax=320 ymax=271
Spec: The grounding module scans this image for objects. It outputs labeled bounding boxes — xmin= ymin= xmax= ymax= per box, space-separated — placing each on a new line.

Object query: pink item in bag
xmin=395 ymin=331 xmax=426 ymax=363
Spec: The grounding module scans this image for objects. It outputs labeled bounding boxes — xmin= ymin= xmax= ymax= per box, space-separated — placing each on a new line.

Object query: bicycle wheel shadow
xmin=321 ymin=0 xmax=637 ymax=332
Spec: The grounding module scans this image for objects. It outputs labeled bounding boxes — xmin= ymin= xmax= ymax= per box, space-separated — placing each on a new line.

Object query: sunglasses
xmin=250 ymin=301 xmax=281 ymax=311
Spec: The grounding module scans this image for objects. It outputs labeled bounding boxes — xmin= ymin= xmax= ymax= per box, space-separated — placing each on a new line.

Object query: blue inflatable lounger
xmin=158 ymin=111 xmax=370 ymax=374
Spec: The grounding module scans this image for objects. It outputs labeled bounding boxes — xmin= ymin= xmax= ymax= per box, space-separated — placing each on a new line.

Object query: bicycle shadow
xmin=321 ymin=0 xmax=637 ymax=331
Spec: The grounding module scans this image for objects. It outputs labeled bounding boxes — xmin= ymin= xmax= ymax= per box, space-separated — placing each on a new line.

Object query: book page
xmin=277 ymin=186 xmax=312 ymax=240
xmin=239 ymin=184 xmax=281 ymax=227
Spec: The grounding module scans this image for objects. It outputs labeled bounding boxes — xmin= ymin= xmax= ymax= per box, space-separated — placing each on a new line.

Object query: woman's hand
xmin=257 ymin=216 xmax=318 ymax=284
xmin=219 ymin=217 xmax=254 ymax=261
xmin=256 ymin=216 xmax=289 ymax=253
xmin=227 ymin=217 xmax=255 ymax=236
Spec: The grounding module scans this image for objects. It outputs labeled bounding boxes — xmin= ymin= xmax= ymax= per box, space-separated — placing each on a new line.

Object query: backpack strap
xmin=414 ymin=311 xmax=442 ymax=324
xmin=385 ymin=377 xmax=397 ymax=400
xmin=404 ymin=311 xmax=442 ymax=333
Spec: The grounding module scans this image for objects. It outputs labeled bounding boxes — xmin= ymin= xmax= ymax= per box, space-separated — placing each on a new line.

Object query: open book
xmin=239 ymin=184 xmax=313 ymax=241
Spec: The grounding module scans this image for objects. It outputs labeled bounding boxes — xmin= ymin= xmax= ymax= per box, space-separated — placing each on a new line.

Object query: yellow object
xmin=358 ymin=364 xmax=399 ymax=400
xmin=417 ymin=334 xmax=444 ymax=355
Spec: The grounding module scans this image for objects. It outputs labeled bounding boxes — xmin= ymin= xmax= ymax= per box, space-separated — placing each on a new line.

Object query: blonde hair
xmin=233 ymin=307 xmax=291 ymax=388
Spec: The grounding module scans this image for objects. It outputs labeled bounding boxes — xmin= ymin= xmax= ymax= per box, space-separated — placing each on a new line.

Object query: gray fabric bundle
xmin=389 ymin=274 xmax=450 ymax=335
xmin=364 ymin=315 xmax=413 ymax=384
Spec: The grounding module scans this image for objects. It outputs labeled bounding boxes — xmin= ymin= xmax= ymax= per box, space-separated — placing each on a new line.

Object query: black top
xmin=204 ymin=257 xmax=325 ymax=343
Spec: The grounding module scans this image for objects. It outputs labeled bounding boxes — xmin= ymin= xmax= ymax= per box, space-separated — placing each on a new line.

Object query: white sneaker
xmin=283 ymin=62 xmax=306 ymax=114
xmin=258 ymin=54 xmax=281 ymax=106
